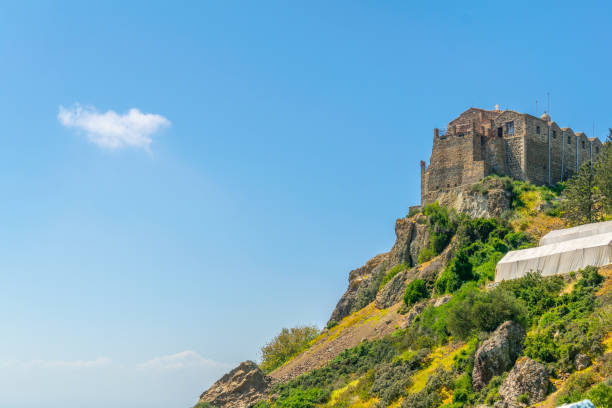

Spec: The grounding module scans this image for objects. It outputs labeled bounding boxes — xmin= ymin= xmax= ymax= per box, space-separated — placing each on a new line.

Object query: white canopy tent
xmin=495 ymin=232 xmax=612 ymax=282
xmin=539 ymin=220 xmax=612 ymax=246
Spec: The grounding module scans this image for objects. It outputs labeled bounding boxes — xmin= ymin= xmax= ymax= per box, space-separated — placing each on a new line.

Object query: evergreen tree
xmin=562 ymin=162 xmax=604 ymax=225
xmin=595 ymin=128 xmax=612 ymax=212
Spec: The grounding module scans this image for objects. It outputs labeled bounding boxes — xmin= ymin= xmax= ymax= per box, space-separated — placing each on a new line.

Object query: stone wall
xmin=421 ymin=107 xmax=603 ymax=205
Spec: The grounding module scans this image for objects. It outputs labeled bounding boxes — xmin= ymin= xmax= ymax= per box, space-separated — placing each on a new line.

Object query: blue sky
xmin=0 ymin=1 xmax=610 ymax=407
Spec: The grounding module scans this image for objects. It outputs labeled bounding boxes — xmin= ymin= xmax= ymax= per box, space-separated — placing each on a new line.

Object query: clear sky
xmin=0 ymin=1 xmax=610 ymax=407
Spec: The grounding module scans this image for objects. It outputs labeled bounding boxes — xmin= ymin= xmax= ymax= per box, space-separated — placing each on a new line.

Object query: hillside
xmin=196 ymin=175 xmax=612 ymax=408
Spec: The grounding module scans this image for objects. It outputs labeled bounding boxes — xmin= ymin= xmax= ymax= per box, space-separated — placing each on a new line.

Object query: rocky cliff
xmin=328 ymin=216 xmax=429 ymax=324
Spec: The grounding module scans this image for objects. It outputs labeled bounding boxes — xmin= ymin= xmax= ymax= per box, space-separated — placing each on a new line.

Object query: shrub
xmin=380 ymin=263 xmax=408 ymax=289
xmin=498 ymin=271 xmax=564 ymax=322
xmin=522 ymin=267 xmax=606 ymax=371
xmin=418 ymin=247 xmax=437 ymax=263
xmin=446 ymin=287 xmax=526 ymax=339
xmin=555 ymin=370 xmax=598 ymax=405
xmin=585 ymin=383 xmax=612 ymax=407
xmin=516 ymin=392 xmax=530 ymax=404
xmin=260 ymin=326 xmax=319 ymax=373
xmin=326 ymin=320 xmax=338 ymax=330
xmin=274 ymin=388 xmax=327 ymax=408
xmin=404 ymin=279 xmax=429 ymax=306
xmin=371 ymin=361 xmax=414 ymax=405
xmin=194 ymin=403 xmax=213 ymax=408
xmin=434 ymin=250 xmax=474 ymax=294
xmin=423 ymin=203 xmax=457 ymax=255
xmin=408 ymin=206 xmax=422 ymax=217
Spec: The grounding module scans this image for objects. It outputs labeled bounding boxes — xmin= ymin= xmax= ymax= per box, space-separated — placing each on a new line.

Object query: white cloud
xmin=58 ymin=104 xmax=170 ymax=151
xmin=138 ymin=350 xmax=230 ymax=370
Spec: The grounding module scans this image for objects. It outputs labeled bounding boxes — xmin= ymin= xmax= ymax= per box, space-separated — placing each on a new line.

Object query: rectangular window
xmin=536 ymin=126 xmax=540 ymax=134
xmin=552 ymin=130 xmax=557 ymax=138
xmin=506 ymin=121 xmax=514 ymax=135
xmin=582 ymin=141 xmax=586 ymax=149
xmin=458 ymin=133 xmax=464 ymax=138
xmin=567 ymin=135 xmax=571 ymax=145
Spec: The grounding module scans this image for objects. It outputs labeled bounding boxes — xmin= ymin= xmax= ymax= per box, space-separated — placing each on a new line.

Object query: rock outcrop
xmin=496 ymin=357 xmax=550 ymax=406
xmin=433 ymin=178 xmax=512 ymax=218
xmin=329 ymin=216 xmax=428 ymax=323
xmin=374 ymin=240 xmax=455 ymax=309
xmin=472 ymin=321 xmax=525 ymax=390
xmin=198 ymin=360 xmax=270 ymax=408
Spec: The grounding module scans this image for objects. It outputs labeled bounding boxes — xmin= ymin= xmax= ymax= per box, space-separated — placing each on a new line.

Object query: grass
xmin=407 ymin=342 xmax=468 ymax=394
xmin=277 ymin=303 xmax=391 ymax=371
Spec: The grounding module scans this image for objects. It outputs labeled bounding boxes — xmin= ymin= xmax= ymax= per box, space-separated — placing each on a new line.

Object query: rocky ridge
xmin=197 ymin=361 xmax=271 ymax=408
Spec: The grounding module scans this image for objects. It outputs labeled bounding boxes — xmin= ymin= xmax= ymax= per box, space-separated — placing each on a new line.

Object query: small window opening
xmin=536 ymin=126 xmax=540 ymax=134
xmin=505 ymin=121 xmax=514 ymax=135
xmin=582 ymin=141 xmax=586 ymax=149
xmin=567 ymin=135 xmax=571 ymax=145
xmin=552 ymin=130 xmax=557 ymax=138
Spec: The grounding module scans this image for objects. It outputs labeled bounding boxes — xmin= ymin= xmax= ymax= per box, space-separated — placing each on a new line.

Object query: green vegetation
xmin=521 ymin=267 xmax=610 ymax=372
xmin=446 ymin=286 xmax=526 ymax=340
xmin=403 ymin=279 xmax=428 ymax=306
xmin=380 ymin=263 xmax=408 ymax=289
xmin=434 ymin=216 xmax=532 ymax=294
xmin=418 ymin=203 xmax=457 ymax=262
xmin=562 ymin=162 xmax=604 ymax=225
xmin=260 ymin=325 xmax=319 ymax=373
xmin=193 ymin=403 xmax=213 ymax=408
xmin=254 ymin=170 xmax=612 ymax=407
xmin=257 ymin=263 xmax=608 ymax=408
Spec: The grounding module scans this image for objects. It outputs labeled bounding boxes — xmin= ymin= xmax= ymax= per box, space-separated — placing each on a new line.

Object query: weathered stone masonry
xmin=421 ymin=107 xmax=603 ymax=204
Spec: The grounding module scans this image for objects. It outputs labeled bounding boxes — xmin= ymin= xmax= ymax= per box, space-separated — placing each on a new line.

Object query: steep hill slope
xmin=196 ymin=178 xmax=612 ymax=408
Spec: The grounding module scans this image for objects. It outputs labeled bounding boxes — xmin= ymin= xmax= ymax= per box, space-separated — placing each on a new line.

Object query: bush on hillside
xmin=403 ymin=279 xmax=429 ymax=306
xmin=446 ymin=287 xmax=526 ymax=340
xmin=522 ymin=267 xmax=606 ymax=372
xmin=434 ymin=250 xmax=474 ymax=294
xmin=421 ymin=203 xmax=457 ymax=259
xmin=260 ymin=326 xmax=319 ymax=373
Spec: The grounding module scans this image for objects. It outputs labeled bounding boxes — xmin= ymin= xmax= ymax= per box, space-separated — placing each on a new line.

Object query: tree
xmin=403 ymin=278 xmax=429 ymax=306
xmin=260 ymin=325 xmax=319 ymax=373
xmin=561 ymin=162 xmax=604 ymax=226
xmin=595 ymin=128 xmax=612 ymax=212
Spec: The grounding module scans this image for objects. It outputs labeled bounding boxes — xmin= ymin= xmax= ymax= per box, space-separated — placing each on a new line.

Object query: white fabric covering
xmin=495 ymin=232 xmax=612 ymax=282
xmin=539 ymin=220 xmax=612 ymax=246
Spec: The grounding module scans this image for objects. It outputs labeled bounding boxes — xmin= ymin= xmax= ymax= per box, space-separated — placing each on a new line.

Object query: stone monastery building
xmin=421 ymin=107 xmax=603 ymax=204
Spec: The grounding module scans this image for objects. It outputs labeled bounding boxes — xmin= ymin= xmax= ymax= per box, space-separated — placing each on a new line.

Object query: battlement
xmin=421 ymin=107 xmax=603 ymax=204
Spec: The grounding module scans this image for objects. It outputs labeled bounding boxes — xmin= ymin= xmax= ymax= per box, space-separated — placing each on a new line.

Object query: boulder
xmin=498 ymin=357 xmax=550 ymax=406
xmin=574 ymin=353 xmax=591 ymax=371
xmin=375 ymin=267 xmax=413 ymax=309
xmin=472 ymin=321 xmax=525 ymax=390
xmin=198 ymin=360 xmax=271 ymax=408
